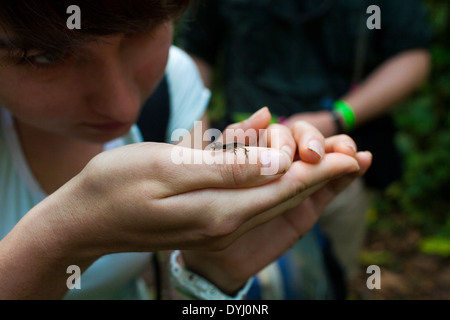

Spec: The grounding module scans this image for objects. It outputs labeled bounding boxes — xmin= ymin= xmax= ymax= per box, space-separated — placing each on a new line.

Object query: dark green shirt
xmin=177 ymin=0 xmax=431 ymax=118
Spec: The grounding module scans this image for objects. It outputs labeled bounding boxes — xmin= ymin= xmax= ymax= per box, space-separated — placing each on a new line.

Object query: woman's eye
xmin=27 ymin=52 xmax=59 ymax=65
xmin=15 ymin=50 xmax=66 ymax=68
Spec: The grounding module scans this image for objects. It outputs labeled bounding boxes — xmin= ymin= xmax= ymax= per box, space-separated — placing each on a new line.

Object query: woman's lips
xmin=85 ymin=121 xmax=130 ymax=132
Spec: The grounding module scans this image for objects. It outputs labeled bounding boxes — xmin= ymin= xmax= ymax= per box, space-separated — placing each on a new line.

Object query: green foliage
xmin=359 ymin=249 xmax=395 ymax=267
xmin=376 ymin=0 xmax=450 ymax=242
xmin=420 ymin=236 xmax=450 ymax=257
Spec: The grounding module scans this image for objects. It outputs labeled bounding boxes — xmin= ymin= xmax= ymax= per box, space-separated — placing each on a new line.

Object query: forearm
xmin=341 ymin=49 xmax=431 ymax=127
xmin=0 ymin=182 xmax=99 ymax=299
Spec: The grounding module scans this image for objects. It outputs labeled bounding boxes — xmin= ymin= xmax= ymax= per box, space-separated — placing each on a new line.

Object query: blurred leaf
xmin=359 ymin=250 xmax=394 ymax=267
xmin=419 ymin=236 xmax=450 ymax=257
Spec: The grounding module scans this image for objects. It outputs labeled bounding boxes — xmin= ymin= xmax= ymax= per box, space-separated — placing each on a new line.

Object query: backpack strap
xmin=137 ymin=75 xmax=171 ymax=142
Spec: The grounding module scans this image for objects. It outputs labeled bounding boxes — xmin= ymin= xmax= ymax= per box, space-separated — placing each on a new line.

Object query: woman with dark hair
xmin=0 ymin=1 xmax=371 ymax=299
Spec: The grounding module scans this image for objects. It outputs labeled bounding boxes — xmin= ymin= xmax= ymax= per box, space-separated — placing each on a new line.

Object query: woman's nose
xmin=82 ymin=52 xmax=142 ymax=122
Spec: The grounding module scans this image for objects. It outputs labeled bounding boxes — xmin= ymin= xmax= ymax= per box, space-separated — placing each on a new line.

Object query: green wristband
xmin=333 ymin=100 xmax=356 ymax=132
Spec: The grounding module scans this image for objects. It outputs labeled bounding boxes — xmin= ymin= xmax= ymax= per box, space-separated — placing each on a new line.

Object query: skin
xmin=0 ymin=20 xmax=372 ymax=299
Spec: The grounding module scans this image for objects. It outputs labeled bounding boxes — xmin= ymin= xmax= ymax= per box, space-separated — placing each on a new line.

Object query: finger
xmin=306 ymin=151 xmax=373 ymax=214
xmin=223 ymin=107 xmax=272 ymax=146
xmin=226 ymin=106 xmax=272 ymax=131
xmin=291 ymin=121 xmax=325 ymax=164
xmin=355 ymin=151 xmax=373 ymax=177
xmin=255 ymin=151 xmax=362 ymax=217
xmin=232 ymin=151 xmax=372 ymax=239
xmin=222 ymin=110 xmax=296 ymax=161
xmin=166 ymin=152 xmax=361 ymax=230
xmin=152 ymin=143 xmax=292 ymax=196
xmin=324 ymin=134 xmax=358 ymax=156
xmin=261 ymin=123 xmax=296 ymax=161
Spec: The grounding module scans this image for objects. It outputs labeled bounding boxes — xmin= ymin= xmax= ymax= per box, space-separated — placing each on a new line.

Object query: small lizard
xmin=210 ymin=142 xmax=249 ymax=158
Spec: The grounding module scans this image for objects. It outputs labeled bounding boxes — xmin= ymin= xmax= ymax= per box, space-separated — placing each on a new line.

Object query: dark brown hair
xmin=0 ymin=0 xmax=190 ymax=55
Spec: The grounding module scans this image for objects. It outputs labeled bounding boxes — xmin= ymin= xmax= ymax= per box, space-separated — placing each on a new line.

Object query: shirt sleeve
xmin=165 ymin=46 xmax=211 ymax=142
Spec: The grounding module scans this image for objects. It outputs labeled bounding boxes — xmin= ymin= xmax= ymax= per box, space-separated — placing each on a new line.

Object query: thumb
xmin=222 ymin=107 xmax=272 ymax=145
xmin=240 ymin=106 xmax=272 ymax=131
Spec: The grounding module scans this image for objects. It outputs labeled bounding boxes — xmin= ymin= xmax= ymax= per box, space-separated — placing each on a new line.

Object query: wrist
xmin=35 ymin=174 xmax=108 ymax=262
xmin=170 ymin=250 xmax=253 ymax=300
xmin=333 ymin=100 xmax=356 ymax=132
xmin=180 ymin=251 xmax=249 ymax=296
xmin=31 ymin=186 xmax=102 ymax=264
xmin=329 ymin=110 xmax=344 ymax=134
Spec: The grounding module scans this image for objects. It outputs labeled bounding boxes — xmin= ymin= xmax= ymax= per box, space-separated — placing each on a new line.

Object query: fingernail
xmin=282 ymin=145 xmax=293 ymax=160
xmin=261 ymin=150 xmax=291 ymax=175
xmin=346 ymin=142 xmax=357 ymax=153
xmin=307 ymin=140 xmax=324 ymax=159
xmin=348 ymin=162 xmax=360 ymax=173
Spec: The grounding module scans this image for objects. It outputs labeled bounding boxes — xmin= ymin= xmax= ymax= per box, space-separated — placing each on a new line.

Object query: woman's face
xmin=0 ymin=22 xmax=173 ymax=143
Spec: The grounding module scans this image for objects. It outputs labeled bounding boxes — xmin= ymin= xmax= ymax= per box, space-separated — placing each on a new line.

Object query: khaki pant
xmin=319 ymin=178 xmax=373 ymax=281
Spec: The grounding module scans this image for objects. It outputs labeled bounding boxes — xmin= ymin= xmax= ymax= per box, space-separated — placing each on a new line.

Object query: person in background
xmin=177 ymin=0 xmax=431 ymax=298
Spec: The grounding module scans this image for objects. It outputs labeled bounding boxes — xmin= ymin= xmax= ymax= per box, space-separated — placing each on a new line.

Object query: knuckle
xmin=336 ymin=133 xmax=352 ymax=140
xmin=288 ymin=164 xmax=309 ymax=194
xmin=206 ymin=215 xmax=240 ymax=240
xmin=292 ymin=120 xmax=309 ymax=131
xmin=198 ymin=210 xmax=241 ymax=249
xmin=218 ymin=163 xmax=248 ymax=186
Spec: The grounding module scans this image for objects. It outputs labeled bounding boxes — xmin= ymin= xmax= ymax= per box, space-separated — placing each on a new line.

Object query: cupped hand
xmin=179 ymin=107 xmax=372 ymax=294
xmin=10 ymin=107 xmax=368 ymax=299
xmin=182 ymin=148 xmax=372 ymax=294
xmin=44 ymin=142 xmax=291 ymax=256
xmin=42 ymin=107 xmax=360 ymax=259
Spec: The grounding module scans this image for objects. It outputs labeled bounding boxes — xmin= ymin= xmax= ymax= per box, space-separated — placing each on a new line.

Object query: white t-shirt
xmin=0 ymin=46 xmax=210 ymax=299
